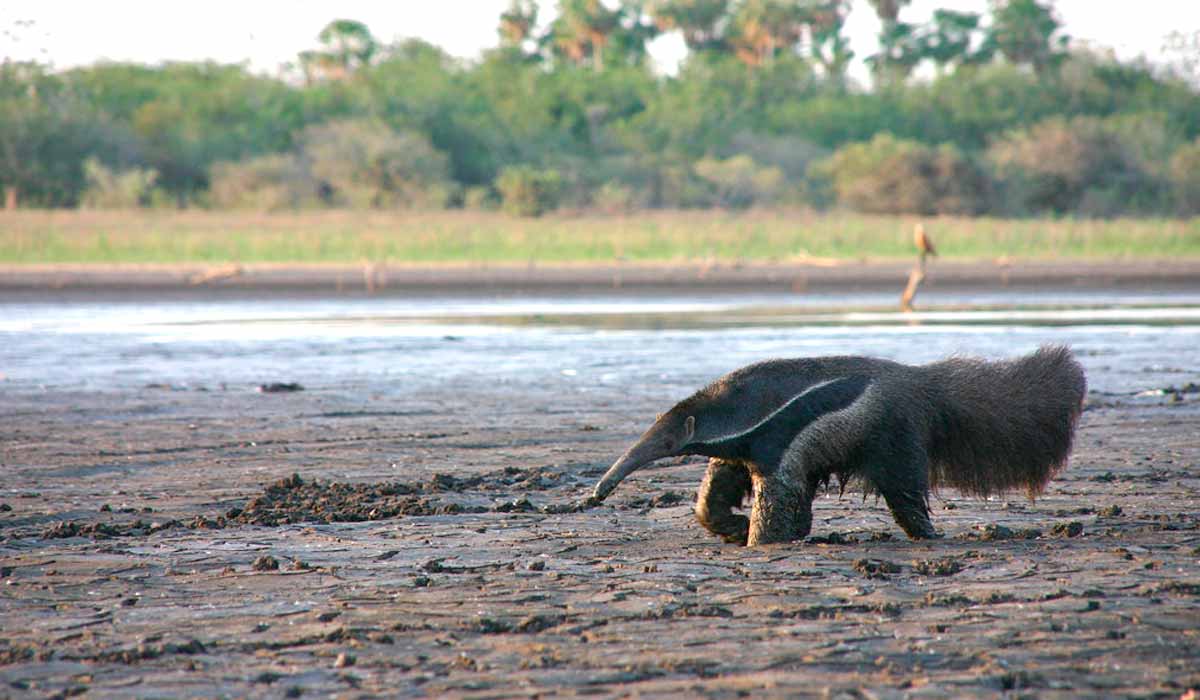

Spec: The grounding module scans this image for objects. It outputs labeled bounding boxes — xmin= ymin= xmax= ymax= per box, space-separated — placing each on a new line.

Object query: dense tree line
xmin=2 ymin=0 xmax=1199 ymax=216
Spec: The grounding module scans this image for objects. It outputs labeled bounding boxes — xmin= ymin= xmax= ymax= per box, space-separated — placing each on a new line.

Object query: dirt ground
xmin=3 ymin=262 xmax=1200 ymax=698
xmin=2 ymin=359 xmax=1199 ymax=699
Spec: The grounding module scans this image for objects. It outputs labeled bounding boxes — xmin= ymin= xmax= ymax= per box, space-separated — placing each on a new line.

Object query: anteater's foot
xmin=696 ymin=459 xmax=752 ymax=545
xmin=906 ymin=527 xmax=943 ymax=540
xmin=880 ymin=488 xmax=939 ymax=540
xmin=715 ymin=515 xmax=750 ymax=546
xmin=699 ymin=508 xmax=750 ymax=545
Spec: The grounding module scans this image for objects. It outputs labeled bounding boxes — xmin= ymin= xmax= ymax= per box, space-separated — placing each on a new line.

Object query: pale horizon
xmin=2 ymin=0 xmax=1198 ymax=82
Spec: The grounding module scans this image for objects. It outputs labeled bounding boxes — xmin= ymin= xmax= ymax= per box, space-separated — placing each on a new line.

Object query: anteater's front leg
xmin=695 ymin=458 xmax=752 ymax=545
xmin=747 ymin=469 xmax=812 ymax=546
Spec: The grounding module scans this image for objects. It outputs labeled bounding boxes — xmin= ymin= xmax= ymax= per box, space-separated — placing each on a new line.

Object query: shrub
xmin=300 ymin=119 xmax=453 ymax=209
xmin=1170 ymin=139 xmax=1200 ymax=216
xmin=495 ymin=166 xmax=562 ymax=217
xmin=811 ymin=134 xmax=988 ymax=215
xmin=592 ymin=180 xmax=637 ymax=214
xmin=208 ymin=154 xmax=320 ymax=211
xmin=722 ymin=132 xmax=829 ymax=205
xmin=80 ymin=158 xmax=159 ymax=209
xmin=413 ymin=181 xmax=462 ymax=210
xmin=559 ymin=154 xmax=664 ymax=210
xmin=987 ymin=116 xmax=1160 ymax=216
xmin=462 ymin=186 xmax=498 ymax=211
xmin=694 ymin=154 xmax=784 ymax=209
xmin=1102 ymin=112 xmax=1185 ymax=179
xmin=539 ymin=156 xmax=593 ymax=211
xmin=651 ymin=163 xmax=717 ymax=209
xmin=927 ymin=144 xmax=992 ymax=216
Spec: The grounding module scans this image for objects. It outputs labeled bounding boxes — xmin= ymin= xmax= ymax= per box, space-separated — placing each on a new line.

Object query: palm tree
xmin=648 ymin=0 xmax=731 ymax=53
xmin=499 ymin=0 xmax=539 ymax=48
xmin=867 ymin=0 xmax=909 ymax=26
xmin=605 ymin=0 xmax=661 ymax=67
xmin=923 ymin=10 xmax=985 ymax=74
xmin=729 ymin=0 xmax=807 ymax=67
xmin=865 ymin=0 xmax=918 ymax=87
xmin=984 ymin=0 xmax=1068 ymax=75
xmin=807 ymin=0 xmax=854 ymax=89
xmin=550 ymin=0 xmax=621 ymax=70
xmin=307 ymin=19 xmax=377 ymax=80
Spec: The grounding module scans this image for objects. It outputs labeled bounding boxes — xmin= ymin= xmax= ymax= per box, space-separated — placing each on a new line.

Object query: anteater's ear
xmin=684 ymin=415 xmax=696 ymax=443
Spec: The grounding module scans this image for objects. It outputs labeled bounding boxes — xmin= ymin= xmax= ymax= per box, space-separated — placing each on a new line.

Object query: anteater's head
xmin=589 ymin=364 xmax=866 ymax=503
xmin=590 ymin=375 xmax=765 ymax=503
xmin=591 ymin=407 xmax=699 ymax=503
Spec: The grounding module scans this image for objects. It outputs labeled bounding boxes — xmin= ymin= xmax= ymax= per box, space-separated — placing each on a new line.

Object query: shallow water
xmin=2 ymin=289 xmax=1198 ymax=398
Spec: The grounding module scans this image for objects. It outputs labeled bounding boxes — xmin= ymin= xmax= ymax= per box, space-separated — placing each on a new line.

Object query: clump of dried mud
xmin=28 ymin=466 xmax=602 ymax=540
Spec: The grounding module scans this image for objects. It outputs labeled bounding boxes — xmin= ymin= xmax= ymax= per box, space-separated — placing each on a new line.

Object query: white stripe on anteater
xmin=693 ymin=378 xmax=844 ymax=448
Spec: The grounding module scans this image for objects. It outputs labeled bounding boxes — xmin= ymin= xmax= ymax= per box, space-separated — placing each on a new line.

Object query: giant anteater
xmin=591 ymin=346 xmax=1086 ymax=545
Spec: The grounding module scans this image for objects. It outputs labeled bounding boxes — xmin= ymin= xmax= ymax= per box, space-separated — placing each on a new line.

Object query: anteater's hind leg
xmin=870 ymin=451 xmax=940 ymax=540
xmin=695 ymin=458 xmax=752 ymax=545
xmin=853 ymin=424 xmax=941 ymax=540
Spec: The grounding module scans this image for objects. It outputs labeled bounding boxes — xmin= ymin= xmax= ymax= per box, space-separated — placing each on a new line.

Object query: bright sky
xmin=2 ymin=0 xmax=1197 ymax=80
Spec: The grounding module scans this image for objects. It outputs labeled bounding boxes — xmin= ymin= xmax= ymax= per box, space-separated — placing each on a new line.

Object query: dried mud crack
xmin=3 ymin=382 xmax=1199 ymax=698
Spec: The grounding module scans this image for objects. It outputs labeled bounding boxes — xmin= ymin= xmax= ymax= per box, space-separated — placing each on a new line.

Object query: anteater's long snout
xmin=591 ymin=441 xmax=661 ymax=502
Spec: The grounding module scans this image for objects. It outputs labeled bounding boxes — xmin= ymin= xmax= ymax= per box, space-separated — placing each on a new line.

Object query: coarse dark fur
xmin=592 ymin=345 xmax=1086 ymax=545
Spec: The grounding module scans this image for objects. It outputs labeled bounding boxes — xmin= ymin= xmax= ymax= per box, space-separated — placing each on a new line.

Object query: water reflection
xmin=1 ymin=291 xmax=1197 ymax=397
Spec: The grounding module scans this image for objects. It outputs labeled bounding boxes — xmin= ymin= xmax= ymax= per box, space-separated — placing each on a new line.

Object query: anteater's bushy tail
xmin=924 ymin=345 xmax=1086 ymax=499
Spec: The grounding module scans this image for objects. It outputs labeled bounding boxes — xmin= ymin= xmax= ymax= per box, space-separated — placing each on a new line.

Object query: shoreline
xmin=4 ymin=259 xmax=1200 ymax=297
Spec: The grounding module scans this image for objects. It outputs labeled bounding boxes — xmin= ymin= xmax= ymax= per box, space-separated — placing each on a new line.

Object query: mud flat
xmin=1 ymin=366 xmax=1198 ymax=699
xmin=5 ymin=259 xmax=1200 ymax=298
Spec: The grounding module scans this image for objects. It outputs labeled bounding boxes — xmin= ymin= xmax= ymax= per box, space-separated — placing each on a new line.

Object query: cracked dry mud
xmin=2 ymin=381 xmax=1199 ymax=699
